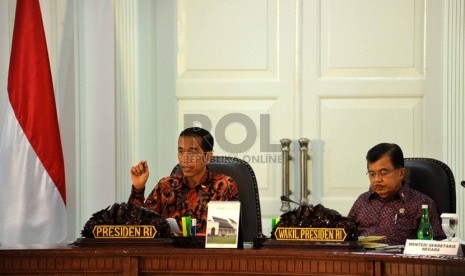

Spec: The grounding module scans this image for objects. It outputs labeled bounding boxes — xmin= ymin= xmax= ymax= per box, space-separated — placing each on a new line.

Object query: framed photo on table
xmin=205 ymin=201 xmax=241 ymax=248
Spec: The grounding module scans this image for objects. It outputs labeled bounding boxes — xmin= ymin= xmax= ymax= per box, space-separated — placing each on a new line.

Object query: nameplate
xmin=403 ymin=239 xmax=461 ymax=256
xmin=92 ymin=225 xmax=157 ymax=238
xmin=274 ymin=227 xmax=347 ymax=242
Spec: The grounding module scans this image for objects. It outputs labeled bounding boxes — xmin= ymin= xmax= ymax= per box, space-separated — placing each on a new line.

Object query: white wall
xmin=0 ymin=0 xmax=11 ymax=130
xmin=73 ymin=0 xmax=117 ymax=240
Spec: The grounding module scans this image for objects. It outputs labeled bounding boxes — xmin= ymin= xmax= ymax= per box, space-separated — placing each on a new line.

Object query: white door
xmin=149 ymin=0 xmax=443 ymax=236
xmin=300 ymin=0 xmax=442 ymax=215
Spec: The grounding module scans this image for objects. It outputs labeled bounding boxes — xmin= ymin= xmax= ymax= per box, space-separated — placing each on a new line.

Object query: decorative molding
xmin=177 ymin=0 xmax=277 ymax=79
xmin=319 ymin=0 xmax=424 ymax=78
xmin=444 ymin=0 xmax=465 ymax=237
xmin=114 ymin=0 xmax=158 ymax=202
xmin=114 ymin=0 xmax=137 ymax=202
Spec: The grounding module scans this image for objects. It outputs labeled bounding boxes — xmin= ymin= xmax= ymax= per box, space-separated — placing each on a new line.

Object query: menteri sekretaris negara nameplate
xmin=92 ymin=225 xmax=157 ymax=238
xmin=274 ymin=227 xmax=347 ymax=242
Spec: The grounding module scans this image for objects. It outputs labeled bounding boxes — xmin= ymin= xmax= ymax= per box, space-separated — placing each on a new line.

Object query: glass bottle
xmin=417 ymin=204 xmax=433 ymax=240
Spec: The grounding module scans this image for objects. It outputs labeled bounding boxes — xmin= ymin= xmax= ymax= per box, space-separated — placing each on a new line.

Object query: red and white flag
xmin=0 ymin=0 xmax=67 ymax=245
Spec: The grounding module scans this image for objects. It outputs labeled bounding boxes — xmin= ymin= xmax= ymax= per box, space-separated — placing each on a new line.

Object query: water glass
xmin=440 ymin=213 xmax=458 ymax=241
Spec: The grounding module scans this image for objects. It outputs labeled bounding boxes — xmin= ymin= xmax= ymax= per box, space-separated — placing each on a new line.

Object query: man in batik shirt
xmin=128 ymin=127 xmax=238 ymax=234
xmin=348 ymin=143 xmax=445 ymax=245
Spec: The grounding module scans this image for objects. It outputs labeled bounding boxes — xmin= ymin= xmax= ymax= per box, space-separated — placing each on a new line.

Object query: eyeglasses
xmin=366 ymin=168 xmax=399 ymax=179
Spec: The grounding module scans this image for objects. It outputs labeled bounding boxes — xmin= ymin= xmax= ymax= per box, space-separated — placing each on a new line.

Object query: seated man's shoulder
xmin=157 ymin=175 xmax=183 ymax=187
xmin=355 ymin=190 xmax=372 ymax=200
xmin=210 ymin=171 xmax=235 ymax=182
xmin=407 ymin=186 xmax=435 ymax=202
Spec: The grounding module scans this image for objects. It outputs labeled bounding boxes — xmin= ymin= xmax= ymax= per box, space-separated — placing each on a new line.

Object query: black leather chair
xmin=404 ymin=158 xmax=456 ymax=215
xmin=171 ymin=156 xmax=262 ymax=243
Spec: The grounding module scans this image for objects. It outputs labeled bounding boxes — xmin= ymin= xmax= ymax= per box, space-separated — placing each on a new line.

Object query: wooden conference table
xmin=1 ymin=239 xmax=464 ymax=275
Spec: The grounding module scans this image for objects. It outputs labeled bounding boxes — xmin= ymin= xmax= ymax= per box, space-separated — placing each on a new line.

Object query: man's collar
xmin=368 ymin=183 xmax=410 ymax=202
xmin=182 ymin=169 xmax=210 ymax=188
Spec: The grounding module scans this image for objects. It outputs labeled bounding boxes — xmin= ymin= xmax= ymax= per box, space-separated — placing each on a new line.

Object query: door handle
xmin=280 ymin=138 xmax=292 ymax=212
xmin=298 ymin=138 xmax=311 ymax=204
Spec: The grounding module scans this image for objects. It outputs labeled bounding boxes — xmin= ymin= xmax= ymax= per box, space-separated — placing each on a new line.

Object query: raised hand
xmin=130 ymin=160 xmax=149 ymax=191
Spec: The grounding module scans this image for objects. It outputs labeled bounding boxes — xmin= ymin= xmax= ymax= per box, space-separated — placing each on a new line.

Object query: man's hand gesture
xmin=130 ymin=160 xmax=149 ymax=191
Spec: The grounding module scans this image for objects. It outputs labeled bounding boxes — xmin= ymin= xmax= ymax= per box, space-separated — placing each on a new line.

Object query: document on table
xmin=167 ymin=218 xmax=181 ymax=236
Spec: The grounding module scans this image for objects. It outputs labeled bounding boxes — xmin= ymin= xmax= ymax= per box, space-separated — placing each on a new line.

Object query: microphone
xmin=280 ymin=195 xmax=301 ymax=206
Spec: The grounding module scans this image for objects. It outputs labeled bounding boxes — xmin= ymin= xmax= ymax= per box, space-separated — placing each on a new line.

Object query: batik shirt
xmin=128 ymin=170 xmax=238 ymax=234
xmin=348 ymin=183 xmax=445 ymax=245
